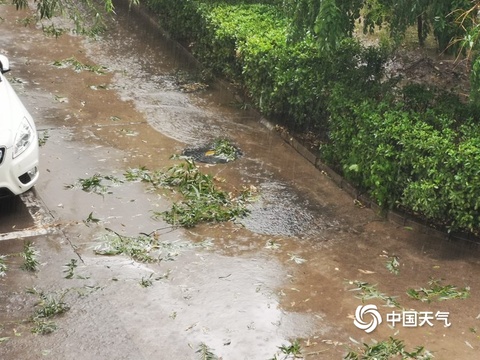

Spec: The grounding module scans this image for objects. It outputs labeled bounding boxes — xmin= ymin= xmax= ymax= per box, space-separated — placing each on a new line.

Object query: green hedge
xmin=325 ymin=92 xmax=480 ymax=232
xmin=145 ymin=0 xmax=480 ymax=235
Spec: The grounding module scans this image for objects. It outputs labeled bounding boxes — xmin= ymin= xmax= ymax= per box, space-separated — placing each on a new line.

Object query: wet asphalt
xmin=1 ymin=3 xmax=480 ymax=360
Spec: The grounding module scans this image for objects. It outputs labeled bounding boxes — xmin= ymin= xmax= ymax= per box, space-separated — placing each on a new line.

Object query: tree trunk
xmin=417 ymin=15 xmax=424 ymax=46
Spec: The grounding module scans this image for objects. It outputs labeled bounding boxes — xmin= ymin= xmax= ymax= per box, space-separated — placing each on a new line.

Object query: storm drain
xmin=182 ymin=138 xmax=242 ymax=164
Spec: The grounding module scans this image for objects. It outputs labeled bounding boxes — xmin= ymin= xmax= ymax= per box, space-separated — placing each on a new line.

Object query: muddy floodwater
xmin=1 ymin=3 xmax=480 ymax=360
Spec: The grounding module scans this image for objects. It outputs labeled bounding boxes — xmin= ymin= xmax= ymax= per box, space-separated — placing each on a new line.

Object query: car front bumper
xmin=0 ymin=138 xmax=39 ymax=197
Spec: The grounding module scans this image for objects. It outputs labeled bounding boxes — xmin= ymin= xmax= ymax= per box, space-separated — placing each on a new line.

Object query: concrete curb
xmin=271 ymin=121 xmax=480 ymax=246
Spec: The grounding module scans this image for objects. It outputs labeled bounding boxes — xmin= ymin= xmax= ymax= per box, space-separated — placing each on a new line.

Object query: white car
xmin=0 ymin=55 xmax=39 ymax=197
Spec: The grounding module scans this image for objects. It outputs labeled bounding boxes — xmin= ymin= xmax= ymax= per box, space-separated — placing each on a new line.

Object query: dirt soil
xmin=1 ymin=3 xmax=480 ymax=360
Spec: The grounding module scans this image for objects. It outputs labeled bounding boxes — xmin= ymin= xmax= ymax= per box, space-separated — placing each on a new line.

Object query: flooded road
xmin=1 ymin=3 xmax=480 ymax=360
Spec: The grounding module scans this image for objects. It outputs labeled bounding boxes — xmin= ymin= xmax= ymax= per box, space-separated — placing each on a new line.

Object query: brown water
xmin=0 ymin=3 xmax=479 ymax=360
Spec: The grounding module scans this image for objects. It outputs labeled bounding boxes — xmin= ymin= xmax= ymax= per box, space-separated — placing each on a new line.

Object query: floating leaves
xmin=151 ymin=159 xmax=254 ymax=227
xmin=349 ymin=280 xmax=401 ymax=308
xmin=94 ymin=228 xmax=211 ymax=263
xmin=407 ymin=279 xmax=470 ymax=303
xmin=65 ymin=174 xmax=122 ymax=195
xmin=182 ymin=138 xmax=242 ymax=164
xmin=53 ymin=57 xmax=107 ymax=74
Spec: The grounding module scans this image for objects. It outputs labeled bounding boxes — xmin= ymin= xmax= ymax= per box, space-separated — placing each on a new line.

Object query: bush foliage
xmin=146 ymin=0 xmax=480 ymax=234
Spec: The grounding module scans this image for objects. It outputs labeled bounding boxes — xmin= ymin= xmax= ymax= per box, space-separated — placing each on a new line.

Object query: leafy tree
xmin=450 ymin=1 xmax=480 ymax=105
xmin=287 ymin=0 xmax=473 ymax=53
xmin=286 ymin=0 xmax=363 ymax=50
xmin=11 ymin=0 xmax=130 ymax=34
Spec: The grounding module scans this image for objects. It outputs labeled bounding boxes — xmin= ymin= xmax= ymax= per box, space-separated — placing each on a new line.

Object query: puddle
xmin=80 ymin=250 xmax=319 ymax=360
xmin=240 ymin=180 xmax=340 ymax=237
xmin=3 ymin=3 xmax=480 ymax=360
xmin=81 ymin=5 xmax=238 ymax=145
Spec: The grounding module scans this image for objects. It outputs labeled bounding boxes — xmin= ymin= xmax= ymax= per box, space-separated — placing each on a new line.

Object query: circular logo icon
xmin=354 ymin=304 xmax=382 ymax=333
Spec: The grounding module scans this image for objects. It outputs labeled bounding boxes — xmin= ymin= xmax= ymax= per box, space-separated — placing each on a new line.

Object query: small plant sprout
xmin=407 ymin=279 xmax=470 ymax=303
xmin=270 ymin=340 xmax=303 ymax=360
xmin=83 ymin=212 xmax=101 ymax=226
xmin=28 ymin=288 xmax=70 ymax=335
xmin=21 ymin=242 xmax=39 ymax=272
xmin=196 ymin=342 xmax=219 ymax=360
xmin=386 ymin=255 xmax=400 ymax=275
xmin=140 ymin=274 xmax=154 ymax=288
xmin=63 ymin=259 xmax=78 ymax=279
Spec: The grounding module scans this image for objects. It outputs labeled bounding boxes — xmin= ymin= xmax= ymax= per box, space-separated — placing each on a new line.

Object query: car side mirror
xmin=0 ymin=55 xmax=11 ymax=74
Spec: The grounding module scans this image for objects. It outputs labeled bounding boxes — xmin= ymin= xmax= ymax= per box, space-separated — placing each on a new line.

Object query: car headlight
xmin=13 ymin=117 xmax=35 ymax=159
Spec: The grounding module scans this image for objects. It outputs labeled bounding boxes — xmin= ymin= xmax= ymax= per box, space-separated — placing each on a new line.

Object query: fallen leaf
xmin=358 ymin=269 xmax=376 ymax=274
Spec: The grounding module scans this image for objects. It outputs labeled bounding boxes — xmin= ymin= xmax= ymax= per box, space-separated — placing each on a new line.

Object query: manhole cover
xmin=182 ymin=138 xmax=242 ymax=164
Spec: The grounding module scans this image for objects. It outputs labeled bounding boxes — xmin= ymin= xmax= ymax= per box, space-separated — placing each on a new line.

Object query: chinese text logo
xmin=354 ymin=305 xmax=451 ymax=333
xmin=354 ymin=304 xmax=382 ymax=333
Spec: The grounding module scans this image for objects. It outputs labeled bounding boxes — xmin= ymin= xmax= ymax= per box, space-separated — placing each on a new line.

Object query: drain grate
xmin=182 ymin=138 xmax=242 ymax=164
